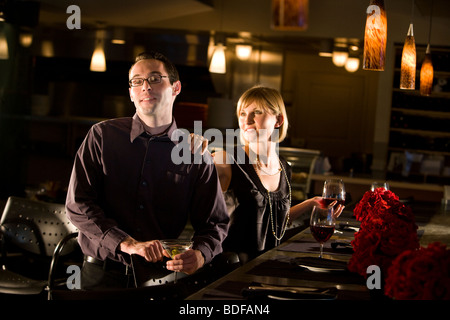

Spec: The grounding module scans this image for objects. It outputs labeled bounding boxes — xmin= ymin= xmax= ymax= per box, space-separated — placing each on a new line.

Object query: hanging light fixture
xmin=332 ymin=50 xmax=348 ymax=67
xmin=345 ymin=41 xmax=360 ymax=72
xmin=19 ymin=32 xmax=33 ymax=48
xmin=41 ymin=40 xmax=54 ymax=57
xmin=235 ymin=44 xmax=252 ymax=60
xmin=271 ymin=0 xmax=309 ymax=30
xmin=209 ymin=0 xmax=226 ymax=74
xmin=400 ymin=1 xmax=416 ymax=90
xmin=318 ymin=39 xmax=333 ymax=57
xmin=0 ymin=23 xmax=9 ymax=60
xmin=90 ymin=29 xmax=106 ymax=72
xmin=363 ymin=0 xmax=387 ymax=71
xmin=345 ymin=57 xmax=360 ymax=73
xmin=420 ymin=45 xmax=433 ymax=96
xmin=209 ymin=42 xmax=226 ymax=74
xmin=332 ymin=41 xmax=348 ymax=67
xmin=111 ymin=27 xmax=126 ymax=45
xmin=420 ymin=1 xmax=434 ymax=96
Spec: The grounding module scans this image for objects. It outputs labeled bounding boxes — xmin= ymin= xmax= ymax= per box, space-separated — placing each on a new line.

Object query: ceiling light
xmin=420 ymin=1 xmax=434 ymax=96
xmin=0 ymin=26 xmax=8 ymax=60
xmin=319 ymin=39 xmax=333 ymax=57
xmin=345 ymin=57 xmax=360 ymax=72
xmin=332 ymin=51 xmax=348 ymax=67
xmin=111 ymin=27 xmax=126 ymax=45
xmin=363 ymin=0 xmax=387 ymax=71
xmin=420 ymin=44 xmax=433 ymax=96
xmin=41 ymin=40 xmax=54 ymax=57
xmin=19 ymin=32 xmax=33 ymax=47
xmin=235 ymin=44 xmax=252 ymax=60
xmin=209 ymin=43 xmax=226 ymax=74
xmin=90 ymin=29 xmax=106 ymax=72
xmin=400 ymin=23 xmax=416 ymax=90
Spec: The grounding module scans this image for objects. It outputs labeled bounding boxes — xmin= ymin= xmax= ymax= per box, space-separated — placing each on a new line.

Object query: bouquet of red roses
xmin=385 ymin=242 xmax=450 ymax=300
xmin=348 ymin=188 xmax=420 ymax=277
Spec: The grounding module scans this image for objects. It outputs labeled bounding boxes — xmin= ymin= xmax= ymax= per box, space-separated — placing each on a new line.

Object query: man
xmin=65 ymin=51 xmax=229 ymax=289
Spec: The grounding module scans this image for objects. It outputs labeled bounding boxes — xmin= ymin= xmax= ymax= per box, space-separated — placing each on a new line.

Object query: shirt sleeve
xmin=65 ymin=125 xmax=129 ymax=262
xmin=189 ymin=152 xmax=230 ymax=264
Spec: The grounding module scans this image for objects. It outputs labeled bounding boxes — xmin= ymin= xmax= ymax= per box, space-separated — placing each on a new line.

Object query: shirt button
xmin=142 ymin=181 xmax=148 ymax=187
xmin=139 ymin=204 xmax=144 ymax=210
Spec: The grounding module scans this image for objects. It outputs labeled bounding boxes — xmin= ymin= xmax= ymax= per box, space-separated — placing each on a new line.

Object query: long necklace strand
xmin=256 ymin=156 xmax=282 ymax=176
xmin=255 ymin=159 xmax=291 ymax=241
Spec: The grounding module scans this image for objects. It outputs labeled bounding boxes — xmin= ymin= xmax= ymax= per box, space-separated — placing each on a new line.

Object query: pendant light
xmin=420 ymin=45 xmax=433 ymax=96
xmin=345 ymin=41 xmax=360 ymax=72
xmin=0 ymin=23 xmax=9 ymax=60
xmin=209 ymin=0 xmax=227 ymax=74
xmin=209 ymin=42 xmax=226 ymax=74
xmin=332 ymin=40 xmax=348 ymax=67
xmin=420 ymin=1 xmax=434 ymax=96
xmin=41 ymin=40 xmax=54 ymax=57
xmin=235 ymin=44 xmax=252 ymax=60
xmin=90 ymin=28 xmax=106 ymax=72
xmin=400 ymin=1 xmax=416 ymax=90
xmin=345 ymin=57 xmax=360 ymax=73
xmin=363 ymin=0 xmax=387 ymax=71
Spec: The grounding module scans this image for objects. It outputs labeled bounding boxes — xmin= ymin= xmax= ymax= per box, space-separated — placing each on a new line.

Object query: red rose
xmin=385 ymin=242 xmax=450 ymax=300
xmin=349 ymin=189 xmax=419 ymax=278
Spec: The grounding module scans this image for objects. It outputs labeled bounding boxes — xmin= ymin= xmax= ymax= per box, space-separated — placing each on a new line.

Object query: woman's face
xmin=238 ymin=102 xmax=280 ymax=143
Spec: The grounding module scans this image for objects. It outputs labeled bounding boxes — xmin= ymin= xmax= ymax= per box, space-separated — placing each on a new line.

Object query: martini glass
xmin=160 ymin=239 xmax=193 ymax=283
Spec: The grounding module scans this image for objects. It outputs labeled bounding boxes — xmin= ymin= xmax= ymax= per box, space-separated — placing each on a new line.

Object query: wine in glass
xmin=370 ymin=181 xmax=389 ymax=191
xmin=310 ymin=206 xmax=335 ymax=258
xmin=321 ymin=179 xmax=346 ymax=208
xmin=160 ymin=239 xmax=193 ymax=283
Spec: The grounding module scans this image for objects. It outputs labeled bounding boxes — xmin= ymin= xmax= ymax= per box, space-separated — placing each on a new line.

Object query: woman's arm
xmin=212 ymin=150 xmax=232 ymax=192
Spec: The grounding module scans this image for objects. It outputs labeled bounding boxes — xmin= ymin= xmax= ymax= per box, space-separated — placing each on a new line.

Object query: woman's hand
xmin=290 ymin=196 xmax=345 ymax=220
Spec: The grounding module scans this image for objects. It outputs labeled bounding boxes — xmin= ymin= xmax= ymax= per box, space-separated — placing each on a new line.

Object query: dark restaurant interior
xmin=0 ymin=0 xmax=449 ymax=303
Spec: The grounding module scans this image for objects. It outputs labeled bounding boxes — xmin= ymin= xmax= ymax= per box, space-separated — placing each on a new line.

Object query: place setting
xmin=291 ymin=202 xmax=348 ymax=273
xmin=279 ymin=179 xmax=353 ymax=272
xmin=241 ymin=281 xmax=338 ymax=300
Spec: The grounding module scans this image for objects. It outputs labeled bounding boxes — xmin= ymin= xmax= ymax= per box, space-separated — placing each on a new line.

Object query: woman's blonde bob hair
xmin=236 ymin=86 xmax=289 ymax=143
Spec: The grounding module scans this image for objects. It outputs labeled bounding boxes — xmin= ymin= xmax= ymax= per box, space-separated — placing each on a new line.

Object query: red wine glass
xmin=322 ymin=179 xmax=346 ymax=208
xmin=310 ymin=205 xmax=335 ymax=258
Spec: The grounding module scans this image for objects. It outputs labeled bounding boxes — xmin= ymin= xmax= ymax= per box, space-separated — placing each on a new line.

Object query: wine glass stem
xmin=174 ymin=271 xmax=177 ymax=284
xmin=319 ymin=243 xmax=324 ymax=258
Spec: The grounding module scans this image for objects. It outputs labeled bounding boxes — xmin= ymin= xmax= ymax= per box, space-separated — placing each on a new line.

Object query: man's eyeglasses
xmin=129 ymin=75 xmax=169 ymax=87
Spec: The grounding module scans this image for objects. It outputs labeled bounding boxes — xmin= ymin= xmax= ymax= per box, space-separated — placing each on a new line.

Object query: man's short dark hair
xmin=129 ymin=51 xmax=179 ymax=84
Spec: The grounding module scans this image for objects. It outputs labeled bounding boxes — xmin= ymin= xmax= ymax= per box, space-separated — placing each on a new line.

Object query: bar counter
xmin=186 ymin=201 xmax=450 ymax=300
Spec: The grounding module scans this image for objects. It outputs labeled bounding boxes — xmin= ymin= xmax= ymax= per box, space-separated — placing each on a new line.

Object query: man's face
xmin=129 ymin=59 xmax=180 ymax=121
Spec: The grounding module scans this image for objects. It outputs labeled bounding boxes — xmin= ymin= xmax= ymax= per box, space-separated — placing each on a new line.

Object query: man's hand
xmin=166 ymin=249 xmax=205 ymax=274
xmin=119 ymin=236 xmax=165 ymax=262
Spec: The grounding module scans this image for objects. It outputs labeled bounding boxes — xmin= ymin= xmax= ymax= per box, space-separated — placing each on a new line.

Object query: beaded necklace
xmin=254 ymin=159 xmax=292 ymax=241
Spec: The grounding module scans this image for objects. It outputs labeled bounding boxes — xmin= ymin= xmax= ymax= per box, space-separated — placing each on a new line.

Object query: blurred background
xmin=0 ymin=0 xmax=449 ymax=204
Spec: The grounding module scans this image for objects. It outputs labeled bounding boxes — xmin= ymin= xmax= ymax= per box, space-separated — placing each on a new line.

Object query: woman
xmin=213 ymin=86 xmax=343 ymax=264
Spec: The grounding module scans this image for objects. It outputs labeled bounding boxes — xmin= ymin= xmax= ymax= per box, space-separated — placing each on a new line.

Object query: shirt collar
xmin=130 ymin=113 xmax=178 ymax=142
